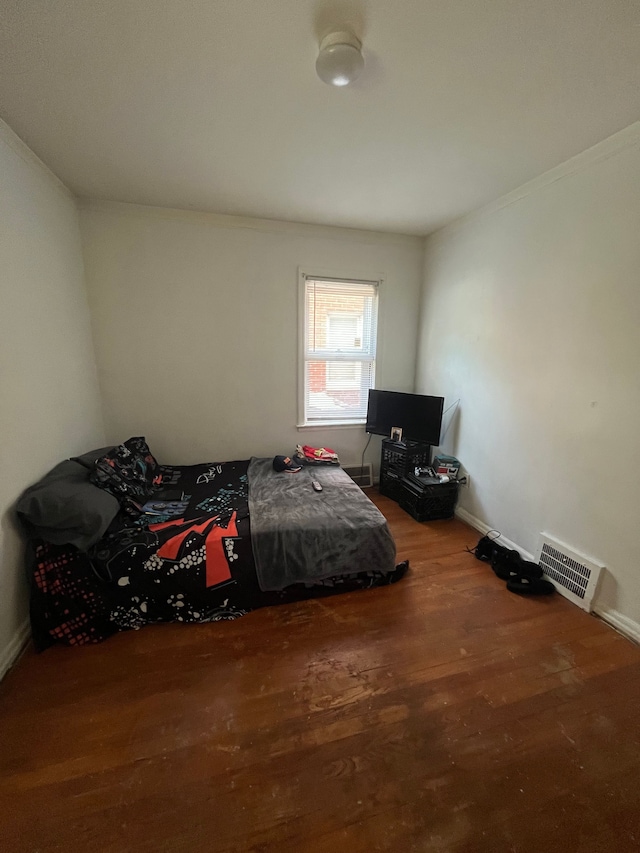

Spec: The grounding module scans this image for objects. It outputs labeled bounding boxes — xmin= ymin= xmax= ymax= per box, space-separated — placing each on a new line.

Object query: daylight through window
xmin=300 ymin=276 xmax=378 ymax=425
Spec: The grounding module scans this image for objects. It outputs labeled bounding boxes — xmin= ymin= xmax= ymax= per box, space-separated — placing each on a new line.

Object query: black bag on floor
xmin=469 ymin=531 xmax=502 ymax=562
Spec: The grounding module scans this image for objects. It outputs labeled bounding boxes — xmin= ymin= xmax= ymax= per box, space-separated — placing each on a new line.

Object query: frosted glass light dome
xmin=316 ymin=32 xmax=364 ymax=87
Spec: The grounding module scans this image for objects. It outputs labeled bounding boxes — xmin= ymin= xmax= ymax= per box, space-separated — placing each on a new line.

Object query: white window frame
xmin=297 ymin=269 xmax=382 ymax=428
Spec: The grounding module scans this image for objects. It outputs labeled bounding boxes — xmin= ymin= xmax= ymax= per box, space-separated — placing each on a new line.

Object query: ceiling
xmin=1 ymin=1 xmax=639 ymax=235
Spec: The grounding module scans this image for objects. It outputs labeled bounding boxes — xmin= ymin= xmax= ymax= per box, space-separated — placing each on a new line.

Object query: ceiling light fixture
xmin=316 ymin=31 xmax=364 ymax=87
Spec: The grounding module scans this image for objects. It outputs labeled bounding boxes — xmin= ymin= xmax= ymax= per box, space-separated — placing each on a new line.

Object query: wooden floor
xmin=2 ymin=494 xmax=640 ymax=853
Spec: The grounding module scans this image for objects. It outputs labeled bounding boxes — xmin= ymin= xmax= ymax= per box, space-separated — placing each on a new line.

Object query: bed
xmin=18 ymin=439 xmax=407 ymax=648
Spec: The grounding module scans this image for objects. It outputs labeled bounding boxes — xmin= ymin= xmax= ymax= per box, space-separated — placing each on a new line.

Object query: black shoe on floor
xmin=490 ymin=546 xmax=522 ymax=580
xmin=518 ymin=559 xmax=544 ymax=579
xmin=492 ymin=549 xmax=544 ymax=581
xmin=506 ymin=575 xmax=555 ymax=596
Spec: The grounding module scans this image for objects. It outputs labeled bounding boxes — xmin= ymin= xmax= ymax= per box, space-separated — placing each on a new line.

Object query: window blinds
xmin=302 ymin=277 xmax=378 ymax=423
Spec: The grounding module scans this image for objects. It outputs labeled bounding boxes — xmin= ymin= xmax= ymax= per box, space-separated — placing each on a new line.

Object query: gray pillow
xmin=16 ymin=460 xmax=120 ymax=551
xmin=70 ymin=445 xmax=116 ymax=470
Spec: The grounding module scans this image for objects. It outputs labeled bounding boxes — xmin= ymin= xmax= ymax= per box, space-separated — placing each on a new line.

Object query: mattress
xmin=30 ymin=459 xmax=405 ymax=647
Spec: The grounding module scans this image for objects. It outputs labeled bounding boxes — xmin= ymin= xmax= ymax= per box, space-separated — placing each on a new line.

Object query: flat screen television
xmin=366 ymin=389 xmax=444 ymax=445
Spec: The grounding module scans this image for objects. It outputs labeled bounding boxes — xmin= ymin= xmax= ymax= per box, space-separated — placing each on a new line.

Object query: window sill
xmin=296 ymin=422 xmax=366 ymax=431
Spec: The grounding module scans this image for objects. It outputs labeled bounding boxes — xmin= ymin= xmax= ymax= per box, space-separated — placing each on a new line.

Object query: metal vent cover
xmin=342 ymin=463 xmax=373 ymax=488
xmin=535 ymin=533 xmax=604 ymax=612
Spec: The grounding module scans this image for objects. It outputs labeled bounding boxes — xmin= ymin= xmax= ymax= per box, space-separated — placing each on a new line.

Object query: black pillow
xmin=90 ymin=437 xmax=160 ymax=503
xmin=16 ymin=460 xmax=120 ymax=551
xmin=70 ymin=446 xmax=115 ymax=470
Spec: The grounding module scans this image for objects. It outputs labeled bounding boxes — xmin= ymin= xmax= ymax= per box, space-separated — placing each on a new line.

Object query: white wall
xmin=0 ymin=121 xmax=105 ymax=675
xmin=416 ymin=124 xmax=640 ymax=634
xmin=79 ymin=202 xmax=423 ymax=469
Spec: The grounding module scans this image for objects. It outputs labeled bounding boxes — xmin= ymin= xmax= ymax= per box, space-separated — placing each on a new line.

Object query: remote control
xmin=312 ymin=480 xmax=323 ymax=492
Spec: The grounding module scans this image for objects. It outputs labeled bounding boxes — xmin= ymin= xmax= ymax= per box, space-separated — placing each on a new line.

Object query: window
xmin=326 ymin=314 xmax=363 ymax=390
xmin=299 ymin=275 xmax=379 ymax=425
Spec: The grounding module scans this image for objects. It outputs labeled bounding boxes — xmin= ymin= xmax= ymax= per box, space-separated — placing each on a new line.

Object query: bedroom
xmin=1 ymin=1 xmax=640 ymax=850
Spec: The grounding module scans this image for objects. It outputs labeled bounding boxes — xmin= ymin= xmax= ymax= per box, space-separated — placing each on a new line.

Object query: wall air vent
xmin=535 ymin=533 xmax=604 ymax=612
xmin=342 ymin=463 xmax=373 ymax=489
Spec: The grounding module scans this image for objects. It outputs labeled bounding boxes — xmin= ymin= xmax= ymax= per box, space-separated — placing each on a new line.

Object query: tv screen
xmin=366 ymin=390 xmax=444 ymax=445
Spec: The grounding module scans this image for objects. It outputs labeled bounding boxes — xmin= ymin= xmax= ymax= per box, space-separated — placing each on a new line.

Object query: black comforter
xmin=30 ymin=460 xmax=406 ymax=648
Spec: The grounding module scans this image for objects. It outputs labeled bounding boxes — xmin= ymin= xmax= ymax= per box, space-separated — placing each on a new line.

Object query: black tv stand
xmin=379 ymin=438 xmax=460 ymax=521
xmin=379 ymin=438 xmax=432 ymax=501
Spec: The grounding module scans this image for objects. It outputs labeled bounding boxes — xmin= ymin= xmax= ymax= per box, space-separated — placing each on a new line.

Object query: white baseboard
xmin=592 ymin=606 xmax=640 ymax=645
xmin=454 ymin=506 xmax=487 ymax=536
xmin=455 ymin=506 xmax=536 ymax=561
xmin=455 ymin=507 xmax=640 ymax=645
xmin=0 ymin=618 xmax=31 ymax=682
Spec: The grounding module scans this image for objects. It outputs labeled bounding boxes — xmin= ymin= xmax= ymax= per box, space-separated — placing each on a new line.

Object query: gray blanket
xmin=248 ymin=458 xmax=396 ymax=591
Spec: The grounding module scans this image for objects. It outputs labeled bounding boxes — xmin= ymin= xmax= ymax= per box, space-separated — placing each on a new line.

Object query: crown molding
xmin=77 ymin=198 xmax=424 ymax=248
xmin=426 ymin=120 xmax=640 ymax=245
xmin=0 ymin=116 xmax=74 ymax=201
